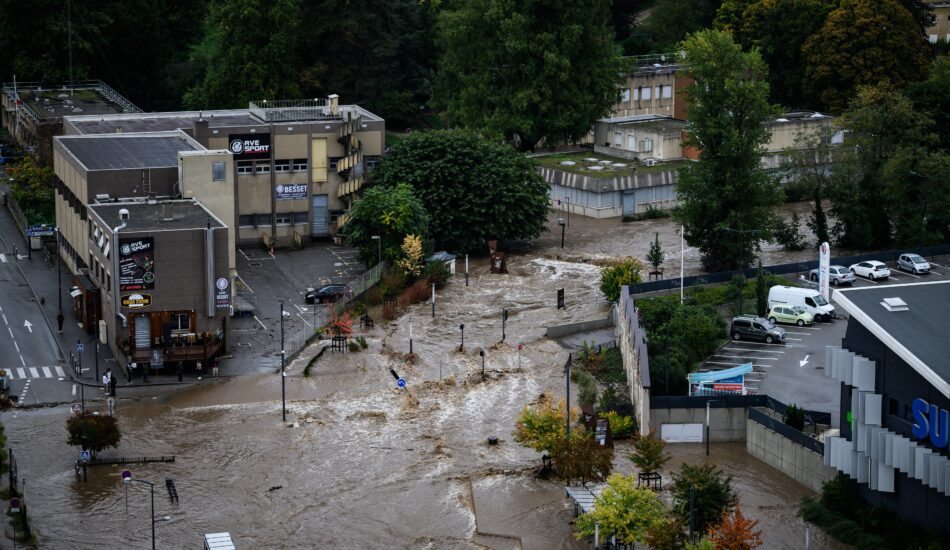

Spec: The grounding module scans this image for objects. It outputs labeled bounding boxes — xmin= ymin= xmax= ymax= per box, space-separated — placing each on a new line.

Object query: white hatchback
xmin=850 ymin=260 xmax=891 ymax=280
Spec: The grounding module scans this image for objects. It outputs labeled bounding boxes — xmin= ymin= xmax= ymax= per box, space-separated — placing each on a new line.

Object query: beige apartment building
xmin=925 ymin=1 xmax=950 ymax=43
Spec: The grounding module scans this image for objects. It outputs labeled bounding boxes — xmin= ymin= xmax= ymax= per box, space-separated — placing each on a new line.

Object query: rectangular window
xmin=255 ymin=162 xmax=270 ymax=174
xmin=293 ymin=211 xmax=309 ymax=224
xmin=255 ymin=214 xmax=271 ymax=226
xmin=930 ymin=34 xmax=939 ymax=44
xmin=171 ymin=313 xmax=190 ymax=331
xmin=614 ymin=132 xmax=623 ymax=146
xmin=212 ymin=161 xmax=226 ymax=181
xmin=663 ymin=85 xmax=672 ymax=99
xmin=634 ymin=87 xmax=640 ymax=101
xmin=292 ymin=158 xmax=308 ymax=171
xmin=620 ymin=88 xmax=630 ymax=102
xmin=238 ymin=215 xmax=255 ymax=227
xmin=237 ymin=161 xmax=253 ymax=175
xmin=274 ymin=160 xmax=290 ymax=173
xmin=642 ymin=86 xmax=652 ymax=100
xmin=640 ymin=138 xmax=653 ymax=152
xmin=364 ymin=156 xmax=381 ymax=170
xmin=275 ymin=214 xmax=292 ymax=225
xmin=329 ymin=157 xmax=342 ymax=170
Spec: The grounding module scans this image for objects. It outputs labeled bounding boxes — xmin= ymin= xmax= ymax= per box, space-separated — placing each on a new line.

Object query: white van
xmin=767 ymin=285 xmax=836 ymax=322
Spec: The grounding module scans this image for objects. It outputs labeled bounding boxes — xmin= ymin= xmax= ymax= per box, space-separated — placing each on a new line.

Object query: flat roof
xmin=89 ymin=200 xmax=224 ymax=231
xmin=57 ymin=133 xmax=203 ymax=170
xmin=834 ymin=280 xmax=950 ymax=396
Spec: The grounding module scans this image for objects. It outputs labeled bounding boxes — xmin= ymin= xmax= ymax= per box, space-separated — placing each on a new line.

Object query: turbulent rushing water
xmin=4 ymin=210 xmax=846 ymax=549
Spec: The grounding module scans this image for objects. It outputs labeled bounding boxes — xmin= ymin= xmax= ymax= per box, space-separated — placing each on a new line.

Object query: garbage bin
xmin=30 ymin=236 xmax=41 ymax=250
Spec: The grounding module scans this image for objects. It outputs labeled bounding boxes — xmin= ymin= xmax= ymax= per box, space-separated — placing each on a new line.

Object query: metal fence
xmin=748 ymin=407 xmax=825 ymax=455
xmin=627 ymin=243 xmax=950 ymax=296
xmin=283 ymin=262 xmax=385 ymax=360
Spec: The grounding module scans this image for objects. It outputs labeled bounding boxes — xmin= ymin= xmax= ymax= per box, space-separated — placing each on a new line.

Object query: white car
xmin=850 ymin=260 xmax=891 ymax=280
xmin=897 ymin=253 xmax=930 ymax=274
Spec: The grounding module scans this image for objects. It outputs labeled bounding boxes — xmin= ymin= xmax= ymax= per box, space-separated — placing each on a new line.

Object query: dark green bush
xmin=784 ymin=403 xmax=806 ymax=431
xmin=423 ymin=260 xmax=451 ymax=289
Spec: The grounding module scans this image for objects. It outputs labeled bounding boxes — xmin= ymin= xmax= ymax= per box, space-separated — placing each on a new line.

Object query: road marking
xmin=296 ymin=312 xmax=313 ymax=327
xmin=800 ymin=354 xmax=811 ymax=368
xmin=41 ymin=367 xmax=52 ymax=378
xmin=19 ymin=355 xmax=25 ymax=366
xmin=2 ymin=314 xmax=7 ymax=325
xmin=72 ymin=384 xmax=77 ymax=396
xmin=704 ymin=361 xmax=772 ymax=368
xmin=722 ymin=347 xmax=785 ymax=354
xmin=899 ymin=271 xmax=921 ymax=279
xmin=713 ymin=354 xmax=778 ymax=361
xmin=0 ymin=254 xmax=5 ymax=262
xmin=28 ymin=367 xmax=39 ymax=378
xmin=236 ymin=272 xmax=255 ymax=294
xmin=56 ymin=366 xmax=65 ymax=377
xmin=7 ymin=327 xmax=12 ymax=338
xmin=785 ymin=338 xmax=802 ymax=341
xmin=254 ymin=316 xmax=267 ymax=330
xmin=16 ymin=368 xmax=25 ymax=379
xmin=23 ymin=320 xmax=32 ymax=333
xmin=13 ymin=340 xmax=19 ymax=353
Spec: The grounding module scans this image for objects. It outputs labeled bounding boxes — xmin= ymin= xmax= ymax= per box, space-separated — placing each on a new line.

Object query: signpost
xmin=819 ymin=242 xmax=831 ymax=302
xmin=557 ymin=289 xmax=565 ymax=310
xmin=80 ymin=450 xmax=90 ymax=462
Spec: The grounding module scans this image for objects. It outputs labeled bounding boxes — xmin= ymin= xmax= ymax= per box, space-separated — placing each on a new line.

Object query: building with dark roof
xmin=825 ymin=280 xmax=950 ymax=534
xmin=1 ymin=80 xmax=141 ymax=165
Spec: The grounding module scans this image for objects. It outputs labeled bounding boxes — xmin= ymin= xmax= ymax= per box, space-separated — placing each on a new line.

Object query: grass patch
xmin=535 ymin=152 xmax=688 ymax=179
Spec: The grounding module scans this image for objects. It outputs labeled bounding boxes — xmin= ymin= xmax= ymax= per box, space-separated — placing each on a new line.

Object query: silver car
xmin=809 ymin=265 xmax=855 ymax=286
xmin=897 ymin=253 xmax=930 ymax=274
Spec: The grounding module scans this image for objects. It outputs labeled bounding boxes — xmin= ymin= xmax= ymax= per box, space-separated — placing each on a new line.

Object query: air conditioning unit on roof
xmin=644 ymin=158 xmax=656 ymax=167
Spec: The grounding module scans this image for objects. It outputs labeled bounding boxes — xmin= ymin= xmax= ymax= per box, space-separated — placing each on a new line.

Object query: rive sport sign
xmin=228 ymin=133 xmax=271 ymax=160
xmin=119 ymin=237 xmax=155 ymax=291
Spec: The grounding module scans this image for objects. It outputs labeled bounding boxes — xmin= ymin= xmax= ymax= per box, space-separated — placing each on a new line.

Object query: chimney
xmin=193 ymin=118 xmax=210 ymax=147
xmin=119 ymin=208 xmax=130 ymax=222
xmin=328 ymin=94 xmax=339 ymax=116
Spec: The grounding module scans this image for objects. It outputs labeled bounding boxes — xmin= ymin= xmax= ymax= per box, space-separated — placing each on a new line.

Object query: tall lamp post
xmin=280 ymin=300 xmax=286 ymax=422
xmin=718 ymin=227 xmax=760 ymax=316
xmin=122 ymin=472 xmax=156 ymax=550
xmin=557 ymin=218 xmax=565 ymax=249
xmin=56 ymin=227 xmax=62 ymax=318
xmin=370 ymin=235 xmax=381 ymax=265
xmin=705 ymin=398 xmax=720 ymax=456
xmin=565 ymin=353 xmax=572 ymax=442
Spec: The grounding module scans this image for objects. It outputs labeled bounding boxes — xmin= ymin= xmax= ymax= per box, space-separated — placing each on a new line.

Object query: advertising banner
xmin=819 ymin=241 xmax=830 ymax=302
xmin=276 ymin=183 xmax=308 ymax=201
xmin=121 ymin=294 xmax=152 ymax=309
xmin=228 ymin=133 xmax=271 ymax=160
xmin=215 ymin=277 xmax=231 ymax=309
xmin=119 ymin=237 xmax=155 ymax=291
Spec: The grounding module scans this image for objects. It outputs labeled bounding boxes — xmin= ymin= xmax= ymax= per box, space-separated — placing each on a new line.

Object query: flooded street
xmin=4 ymin=207 xmax=844 ymax=549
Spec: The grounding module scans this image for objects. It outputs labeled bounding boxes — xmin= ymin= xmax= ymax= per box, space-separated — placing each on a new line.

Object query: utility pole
xmin=565 ymin=353 xmax=572 ymax=442
xmin=280 ymin=301 xmax=286 ymax=422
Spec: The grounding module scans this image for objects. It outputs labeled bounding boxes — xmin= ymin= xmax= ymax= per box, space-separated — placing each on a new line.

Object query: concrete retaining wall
xmin=544 ymin=314 xmax=614 ymax=339
xmin=746 ymin=420 xmax=836 ymax=492
xmin=650 ymin=407 xmax=748 ymax=442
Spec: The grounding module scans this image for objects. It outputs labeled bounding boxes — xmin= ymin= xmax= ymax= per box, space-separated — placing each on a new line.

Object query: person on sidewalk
xmin=57 ymin=312 xmax=65 ymax=334
xmin=196 ymin=360 xmax=203 ymax=380
xmin=176 ymin=361 xmax=183 ymax=382
xmin=126 ymin=361 xmax=134 ymax=385
xmin=102 ymin=369 xmax=112 ymax=394
xmin=212 ymin=358 xmax=220 ymax=377
xmin=109 ymin=372 xmax=117 ymax=397
xmin=142 ymin=362 xmax=150 ymax=383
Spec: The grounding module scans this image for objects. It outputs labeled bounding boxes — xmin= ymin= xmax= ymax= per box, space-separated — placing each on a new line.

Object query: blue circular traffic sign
xmin=80 ymin=450 xmax=90 ymax=462
xmin=397 ymin=378 xmax=406 ymax=388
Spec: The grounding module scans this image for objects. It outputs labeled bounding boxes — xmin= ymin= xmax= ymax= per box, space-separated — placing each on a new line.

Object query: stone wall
xmin=747 ymin=420 xmax=836 ymax=492
xmin=650 ymin=407 xmax=748 ymax=442
xmin=617 ymin=285 xmax=650 ymax=435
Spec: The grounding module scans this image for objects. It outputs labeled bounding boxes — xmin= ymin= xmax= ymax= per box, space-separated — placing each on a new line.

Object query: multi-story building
xmin=1 ymin=80 xmax=141 ymax=165
xmin=825 ymin=280 xmax=950 ymax=534
xmin=611 ymin=54 xmax=691 ymax=120
xmin=925 ymin=1 xmax=950 ymax=44
xmin=62 ymin=96 xmax=385 ymax=247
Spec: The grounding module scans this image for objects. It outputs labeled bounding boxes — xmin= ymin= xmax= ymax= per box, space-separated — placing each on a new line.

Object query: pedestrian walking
xmin=57 ymin=312 xmax=65 ymax=334
xmin=102 ymin=369 xmax=112 ymax=394
xmin=126 ymin=361 xmax=134 ymax=385
xmin=109 ymin=372 xmax=117 ymax=397
xmin=142 ymin=362 xmax=150 ymax=383
xmin=176 ymin=361 xmax=183 ymax=382
xmin=212 ymin=358 xmax=220 ymax=377
xmin=196 ymin=360 xmax=203 ymax=380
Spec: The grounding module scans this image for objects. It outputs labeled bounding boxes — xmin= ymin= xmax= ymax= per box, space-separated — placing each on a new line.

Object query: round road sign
xmin=10 ymin=497 xmax=20 ymax=512
xmin=80 ymin=450 xmax=91 ymax=462
xmin=121 ymin=469 xmax=132 ymax=482
xmin=397 ymin=378 xmax=406 ymax=388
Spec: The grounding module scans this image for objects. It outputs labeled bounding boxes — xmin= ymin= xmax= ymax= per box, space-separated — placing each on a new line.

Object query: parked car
xmin=897 ymin=253 xmax=930 ymax=274
xmin=808 ymin=265 xmax=855 ymax=286
xmin=305 ymin=284 xmax=351 ymax=304
xmin=767 ymin=285 xmax=836 ymax=322
xmin=767 ymin=303 xmax=814 ymax=327
xmin=849 ymin=260 xmax=891 ymax=280
xmin=729 ymin=316 xmax=787 ymax=344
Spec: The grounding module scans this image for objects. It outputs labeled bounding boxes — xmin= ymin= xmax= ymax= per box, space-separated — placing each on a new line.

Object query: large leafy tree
xmin=802 ymin=0 xmax=931 ymax=114
xmin=373 ymin=130 xmax=550 ymax=252
xmin=671 ymin=463 xmax=736 ymax=536
xmin=639 ymin=0 xmax=722 ymax=52
xmin=909 ymin=55 xmax=950 ymax=150
xmin=779 ymin=131 xmax=836 ymax=246
xmin=826 ymin=84 xmax=938 ymax=248
xmin=184 ymin=0 xmax=301 ymax=109
xmin=342 ymin=183 xmax=429 ymax=267
xmin=674 ymin=30 xmax=780 ymax=272
xmin=435 ymin=0 xmax=623 ymax=151
xmin=66 ymin=412 xmax=121 ymax=458
xmin=296 ymin=0 xmax=434 ymax=126
xmin=574 ymin=474 xmax=668 ymax=545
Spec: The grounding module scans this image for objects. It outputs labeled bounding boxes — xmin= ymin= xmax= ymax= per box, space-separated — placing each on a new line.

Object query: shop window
xmin=292 ymin=159 xmax=308 ymax=171
xmin=237 ymin=161 xmax=253 ymax=175
xmin=212 ymin=161 xmax=226 ymax=181
xmin=171 ymin=313 xmax=190 ymax=331
xmin=255 ymin=214 xmax=271 ymax=226
xmin=256 ymin=162 xmax=270 ymax=174
xmin=293 ymin=212 xmax=308 ymax=224
xmin=274 ymin=160 xmax=290 ymax=173
xmin=238 ymin=215 xmax=255 ymax=227
xmin=276 ymin=214 xmax=292 ymax=225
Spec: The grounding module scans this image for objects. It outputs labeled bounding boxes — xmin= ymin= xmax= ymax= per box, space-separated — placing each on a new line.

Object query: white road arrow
xmin=23 ymin=320 xmax=33 ymax=333
xmin=799 ymin=354 xmax=810 ymax=368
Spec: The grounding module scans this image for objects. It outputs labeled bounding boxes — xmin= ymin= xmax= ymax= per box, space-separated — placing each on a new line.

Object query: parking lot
xmin=697 ymin=255 xmax=949 ymax=427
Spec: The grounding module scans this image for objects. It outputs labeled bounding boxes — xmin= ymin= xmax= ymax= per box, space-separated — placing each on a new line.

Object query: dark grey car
xmin=729 ymin=316 xmax=786 ymax=344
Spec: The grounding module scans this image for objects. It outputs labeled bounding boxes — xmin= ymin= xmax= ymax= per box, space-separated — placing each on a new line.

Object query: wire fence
xmin=283 ymin=262 xmax=385 ymax=360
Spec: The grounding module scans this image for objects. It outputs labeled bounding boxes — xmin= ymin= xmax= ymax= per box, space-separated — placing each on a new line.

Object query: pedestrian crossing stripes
xmin=4 ymin=366 xmax=65 ymax=379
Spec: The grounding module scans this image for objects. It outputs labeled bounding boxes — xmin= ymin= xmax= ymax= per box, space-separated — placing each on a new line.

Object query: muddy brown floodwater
xmin=4 ymin=209 xmax=848 ymax=549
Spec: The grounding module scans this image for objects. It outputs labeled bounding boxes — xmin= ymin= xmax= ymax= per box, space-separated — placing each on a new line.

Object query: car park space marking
xmin=704 ymin=361 xmax=772 ymax=368
xmin=782 ymin=331 xmax=812 ymax=336
xmin=713 ymin=355 xmax=777 ymax=361
xmin=897 ymin=270 xmax=921 ymax=279
xmin=784 ymin=337 xmax=802 ymax=341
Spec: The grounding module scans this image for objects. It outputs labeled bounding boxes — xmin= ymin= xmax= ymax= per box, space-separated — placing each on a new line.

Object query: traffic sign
xmin=397 ymin=378 xmax=406 ymax=388
xmin=76 ymin=342 xmax=85 ymax=352
xmin=80 ymin=450 xmax=90 ymax=462
xmin=121 ymin=470 xmax=132 ymax=482
xmin=71 ymin=404 xmax=82 ymax=414
xmin=10 ymin=498 xmax=20 ymax=512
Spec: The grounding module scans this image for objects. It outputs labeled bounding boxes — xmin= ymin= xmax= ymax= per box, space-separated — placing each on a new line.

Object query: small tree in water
xmin=66 ymin=412 xmax=121 ymax=458
xmin=628 ymin=429 xmax=670 ymax=475
xmin=647 ymin=232 xmax=665 ymax=276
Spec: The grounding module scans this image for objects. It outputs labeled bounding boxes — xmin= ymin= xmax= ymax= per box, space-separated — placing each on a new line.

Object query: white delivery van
xmin=767 ymin=285 xmax=836 ymax=322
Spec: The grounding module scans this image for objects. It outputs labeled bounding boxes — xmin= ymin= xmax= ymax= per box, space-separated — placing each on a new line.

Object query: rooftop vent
xmin=119 ymin=208 xmax=130 ymax=222
xmin=881 ymin=297 xmax=909 ymax=312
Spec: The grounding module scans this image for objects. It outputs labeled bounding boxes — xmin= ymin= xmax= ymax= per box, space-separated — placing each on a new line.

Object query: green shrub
xmin=364 ymin=286 xmax=384 ymax=306
xmin=603 ymin=410 xmax=636 ymax=437
xmin=356 ymin=335 xmax=368 ymax=349
xmin=348 ymin=341 xmax=362 ymax=352
xmin=784 ymin=403 xmax=806 ymax=431
xmin=422 ymin=260 xmax=451 ymax=289
xmin=671 ymin=463 xmax=735 ymax=535
xmin=350 ymin=301 xmax=368 ymax=317
xmin=773 ymin=213 xmax=807 ymax=251
xmin=622 ymin=215 xmax=636 ymax=223
xmin=599 ymin=259 xmax=643 ymax=302
xmin=782 ymin=179 xmax=814 ymax=203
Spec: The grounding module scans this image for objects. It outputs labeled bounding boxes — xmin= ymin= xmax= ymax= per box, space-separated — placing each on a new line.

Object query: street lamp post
xmin=123 ymin=474 xmax=156 ymax=550
xmin=371 ymin=235 xmax=381 ymax=265
xmin=557 ymin=218 xmax=565 ymax=249
xmin=57 ymin=227 xmax=62 ymax=317
xmin=408 ymin=318 xmax=413 ymax=355
xmin=565 ymin=353 xmax=572 ymax=442
xmin=459 ymin=324 xmax=464 ymax=351
xmin=280 ymin=301 xmax=286 ymax=422
xmin=705 ymin=399 xmax=719 ymax=456
xmin=502 ymin=308 xmax=508 ymax=341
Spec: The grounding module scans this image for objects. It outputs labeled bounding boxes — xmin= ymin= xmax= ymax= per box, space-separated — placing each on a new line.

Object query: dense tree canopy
xmin=802 ymin=0 xmax=931 ymax=114
xmin=674 ymin=30 xmax=780 ymax=272
xmin=342 ymin=183 xmax=429 ymax=267
xmin=908 ymin=55 xmax=950 ymax=150
xmin=435 ymin=0 xmax=623 ymax=151
xmin=373 ymin=130 xmax=550 ymax=253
